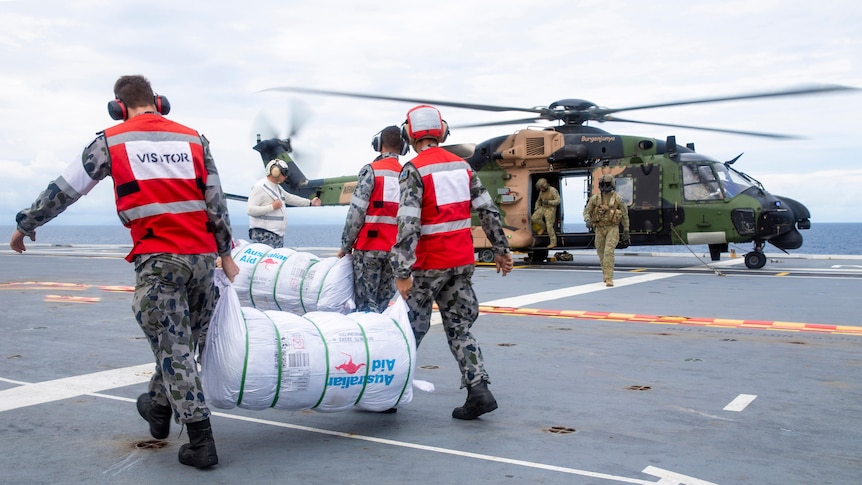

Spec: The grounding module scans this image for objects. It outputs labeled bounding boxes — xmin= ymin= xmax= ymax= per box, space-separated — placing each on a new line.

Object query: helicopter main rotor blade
xmin=451 ymin=117 xmax=547 ymax=129
xmin=599 ymin=84 xmax=859 ymax=115
xmin=604 ymin=116 xmax=800 ymax=139
xmin=261 ymin=86 xmax=543 ymax=114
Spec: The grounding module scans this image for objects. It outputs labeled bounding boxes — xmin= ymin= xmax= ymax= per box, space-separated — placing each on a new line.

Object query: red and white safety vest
xmin=411 ymin=147 xmax=474 ymax=270
xmin=105 ymin=114 xmax=216 ymax=261
xmin=355 ymin=156 xmax=401 ymax=251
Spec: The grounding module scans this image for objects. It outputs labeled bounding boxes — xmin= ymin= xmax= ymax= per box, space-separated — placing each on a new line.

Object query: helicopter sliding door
xmin=621 ymin=164 xmax=662 ymax=236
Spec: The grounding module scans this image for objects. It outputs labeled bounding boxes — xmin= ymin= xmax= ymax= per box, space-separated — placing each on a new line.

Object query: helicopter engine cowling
xmin=547 ymin=144 xmax=588 ymax=167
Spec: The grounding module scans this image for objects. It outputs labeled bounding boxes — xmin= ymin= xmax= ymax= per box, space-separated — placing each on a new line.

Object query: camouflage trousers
xmin=351 ymin=249 xmax=395 ymax=313
xmin=133 ymin=253 xmax=218 ymax=424
xmin=594 ymin=224 xmax=620 ymax=282
xmin=249 ymin=227 xmax=284 ymax=248
xmin=405 ymin=264 xmax=489 ymax=388
xmin=531 ymin=206 xmax=557 ymax=240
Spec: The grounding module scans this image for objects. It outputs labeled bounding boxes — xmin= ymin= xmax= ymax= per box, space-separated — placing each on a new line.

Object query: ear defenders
xmin=107 ymin=95 xmax=171 ymax=121
xmin=371 ymin=129 xmax=409 ymax=156
xmin=266 ymin=160 xmax=288 ymax=178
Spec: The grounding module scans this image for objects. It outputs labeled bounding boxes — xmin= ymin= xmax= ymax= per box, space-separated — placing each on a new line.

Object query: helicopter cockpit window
xmin=682 ymin=164 xmax=723 ymax=201
xmin=713 ymin=163 xmax=755 ymax=198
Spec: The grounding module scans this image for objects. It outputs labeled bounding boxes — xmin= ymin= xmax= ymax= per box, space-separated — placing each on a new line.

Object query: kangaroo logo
xmin=334 ymin=352 xmax=365 ymax=375
xmin=259 ymin=257 xmax=279 ymax=270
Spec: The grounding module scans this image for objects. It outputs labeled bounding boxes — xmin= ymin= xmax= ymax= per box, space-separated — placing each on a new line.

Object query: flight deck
xmin=1 ymin=246 xmax=860 ymax=484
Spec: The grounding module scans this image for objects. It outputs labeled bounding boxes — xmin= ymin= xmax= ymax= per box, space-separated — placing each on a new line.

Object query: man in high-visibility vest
xmin=391 ymin=105 xmax=514 ymax=420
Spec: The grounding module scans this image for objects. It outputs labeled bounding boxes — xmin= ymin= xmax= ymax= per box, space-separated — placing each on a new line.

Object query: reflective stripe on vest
xmin=104 ymin=114 xmax=216 ymax=261
xmin=355 ymin=157 xmax=401 ymax=251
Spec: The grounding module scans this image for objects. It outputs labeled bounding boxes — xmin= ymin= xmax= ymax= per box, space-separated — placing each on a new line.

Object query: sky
xmin=2 ymin=0 xmax=861 ymax=230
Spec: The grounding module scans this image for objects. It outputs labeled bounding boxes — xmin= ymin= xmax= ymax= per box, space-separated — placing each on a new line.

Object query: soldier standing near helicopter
xmin=584 ymin=174 xmax=630 ymax=287
xmin=530 ymin=178 xmax=561 ymax=248
xmin=337 ymin=125 xmax=406 ymax=313
xmin=391 ymin=104 xmax=514 ymax=420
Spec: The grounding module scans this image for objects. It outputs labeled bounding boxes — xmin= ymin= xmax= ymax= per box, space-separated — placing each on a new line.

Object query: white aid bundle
xmin=230 ymin=242 xmax=354 ymax=314
xmin=203 ymin=270 xmax=416 ymax=413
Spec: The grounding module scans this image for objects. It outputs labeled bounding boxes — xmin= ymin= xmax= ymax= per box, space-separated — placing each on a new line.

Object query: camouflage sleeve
xmin=548 ymin=187 xmax=561 ymax=206
xmin=340 ymin=164 xmax=374 ymax=252
xmin=390 ymin=163 xmax=422 ymax=278
xmin=583 ymin=195 xmax=595 ymax=223
xmin=471 ymin=171 xmax=509 ymax=254
xmin=15 ymin=134 xmax=111 ymax=237
xmin=201 ymin=135 xmax=234 ymax=255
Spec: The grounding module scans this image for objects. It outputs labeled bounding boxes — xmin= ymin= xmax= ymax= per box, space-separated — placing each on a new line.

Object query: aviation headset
xmin=371 ymin=128 xmax=410 ymax=156
xmin=107 ymin=95 xmax=171 ymax=121
xmin=401 ymin=105 xmax=449 ymax=146
xmin=266 ymin=159 xmax=289 ymax=178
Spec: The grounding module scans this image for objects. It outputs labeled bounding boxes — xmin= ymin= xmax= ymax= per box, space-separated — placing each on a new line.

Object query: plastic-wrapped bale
xmin=230 ymin=243 xmax=287 ymax=307
xmin=231 ymin=243 xmax=353 ymax=314
xmin=202 ymin=271 xmax=416 ymax=412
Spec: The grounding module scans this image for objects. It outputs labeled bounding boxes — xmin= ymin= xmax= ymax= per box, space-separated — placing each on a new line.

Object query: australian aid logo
xmin=328 ymin=352 xmax=397 ymax=389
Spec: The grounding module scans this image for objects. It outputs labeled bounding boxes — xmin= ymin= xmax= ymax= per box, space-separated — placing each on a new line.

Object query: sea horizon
xmin=2 ymin=222 xmax=861 ymax=255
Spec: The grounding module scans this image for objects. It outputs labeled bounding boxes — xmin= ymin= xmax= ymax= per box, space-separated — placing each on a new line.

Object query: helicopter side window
xmin=682 ymin=164 xmax=723 ymax=201
xmin=615 ymin=177 xmax=633 ymax=206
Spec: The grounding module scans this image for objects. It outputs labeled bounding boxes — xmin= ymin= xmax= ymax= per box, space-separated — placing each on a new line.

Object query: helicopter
xmin=232 ymin=84 xmax=858 ymax=269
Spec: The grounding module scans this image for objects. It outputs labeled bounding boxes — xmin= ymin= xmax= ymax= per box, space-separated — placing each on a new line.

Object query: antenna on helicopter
xmin=726 ymin=153 xmax=744 ymax=166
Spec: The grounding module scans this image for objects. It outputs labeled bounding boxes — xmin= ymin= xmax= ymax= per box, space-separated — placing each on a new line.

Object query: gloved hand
xmin=622 ymin=230 xmax=630 ymax=241
xmin=585 ymin=220 xmax=592 ymax=231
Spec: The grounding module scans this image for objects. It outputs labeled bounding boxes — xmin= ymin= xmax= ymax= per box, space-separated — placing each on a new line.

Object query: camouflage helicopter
xmin=233 ymin=84 xmax=857 ymax=269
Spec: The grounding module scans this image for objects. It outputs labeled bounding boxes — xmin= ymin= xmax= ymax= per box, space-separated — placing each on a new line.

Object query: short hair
xmin=113 ymin=75 xmax=155 ymax=109
xmin=380 ymin=125 xmax=403 ymax=151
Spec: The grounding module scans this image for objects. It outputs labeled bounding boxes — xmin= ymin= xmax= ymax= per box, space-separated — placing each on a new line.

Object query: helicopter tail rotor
xmin=251 ymin=98 xmax=315 ymax=163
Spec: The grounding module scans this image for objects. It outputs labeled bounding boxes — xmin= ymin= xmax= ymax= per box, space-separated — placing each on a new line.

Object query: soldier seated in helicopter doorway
xmin=584 ymin=174 xmax=630 ymax=287
xmin=530 ymin=178 xmax=560 ymax=248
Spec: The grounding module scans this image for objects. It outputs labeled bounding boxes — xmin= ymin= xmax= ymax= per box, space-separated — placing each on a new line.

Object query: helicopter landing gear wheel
xmin=744 ymin=250 xmax=767 ymax=269
xmin=478 ymin=249 xmax=495 ymax=263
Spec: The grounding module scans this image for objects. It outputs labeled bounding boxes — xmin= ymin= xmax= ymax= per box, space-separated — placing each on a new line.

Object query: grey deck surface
xmin=1 ymin=246 xmax=860 ymax=484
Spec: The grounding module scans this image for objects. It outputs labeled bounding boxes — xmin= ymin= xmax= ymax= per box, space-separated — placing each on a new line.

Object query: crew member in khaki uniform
xmin=530 ymin=178 xmax=560 ymax=248
xmin=584 ymin=174 xmax=630 ymax=286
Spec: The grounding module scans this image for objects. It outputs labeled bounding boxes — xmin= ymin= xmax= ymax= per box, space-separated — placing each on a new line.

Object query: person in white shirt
xmin=246 ymin=159 xmax=320 ymax=247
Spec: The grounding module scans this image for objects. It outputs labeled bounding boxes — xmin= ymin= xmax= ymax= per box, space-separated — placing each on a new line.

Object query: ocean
xmin=2 ymin=223 xmax=861 ymax=255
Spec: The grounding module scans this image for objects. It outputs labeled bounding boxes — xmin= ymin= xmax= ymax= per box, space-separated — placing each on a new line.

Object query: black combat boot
xmin=136 ymin=393 xmax=172 ymax=440
xmin=452 ymin=381 xmax=498 ymax=420
xmin=178 ymin=419 xmax=218 ymax=469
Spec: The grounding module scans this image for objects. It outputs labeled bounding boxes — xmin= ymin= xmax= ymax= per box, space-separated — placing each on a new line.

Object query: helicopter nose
xmin=774 ymin=195 xmax=811 ymax=230
xmin=756 ymin=197 xmax=806 ymax=251
xmin=770 ymin=227 xmax=803 ymax=251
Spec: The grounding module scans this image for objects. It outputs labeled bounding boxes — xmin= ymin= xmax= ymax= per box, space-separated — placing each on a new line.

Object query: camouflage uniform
xmin=390 ymin=160 xmax=510 ymax=388
xmin=530 ymin=184 xmax=560 ymax=247
xmin=248 ymin=227 xmax=283 ymax=248
xmin=15 ymin=132 xmax=233 ymax=424
xmin=583 ymin=191 xmax=629 ymax=285
xmin=340 ymin=163 xmax=397 ymax=312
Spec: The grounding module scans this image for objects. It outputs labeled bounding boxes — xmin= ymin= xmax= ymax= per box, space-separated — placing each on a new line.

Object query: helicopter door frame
xmin=558 ymin=174 xmax=590 ymax=233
